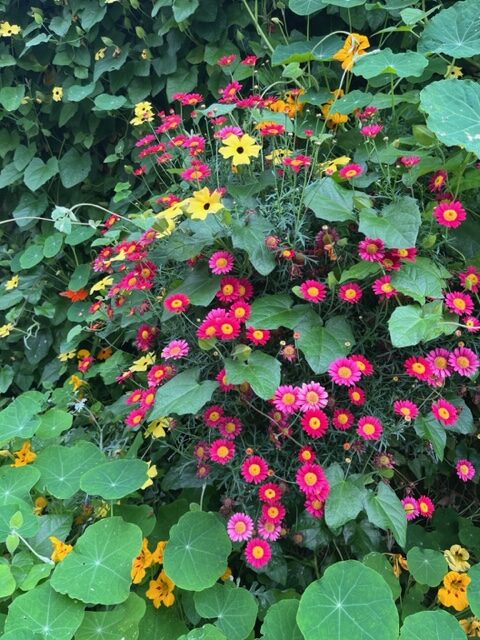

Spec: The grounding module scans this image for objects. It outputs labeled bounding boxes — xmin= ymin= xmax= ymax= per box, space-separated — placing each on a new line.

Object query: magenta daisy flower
xmin=299 ymin=279 xmax=327 ymax=303
xmin=338 ymin=282 xmax=363 ymax=304
xmin=393 ymin=400 xmax=419 ymax=421
xmin=272 ymin=385 xmax=301 ymax=415
xmin=418 ymin=495 xmax=435 ymax=517
xmin=426 ymin=348 xmax=452 ymax=379
xmin=456 ymin=459 xmax=476 ymax=482
xmin=193 ymin=441 xmax=209 ymax=461
xmin=357 ymin=416 xmax=383 ymax=440
xmin=296 ymin=463 xmax=330 ymax=498
xmin=464 ymin=316 xmax=480 ymax=333
xmin=358 ymin=238 xmax=385 ymax=262
xmin=328 ymin=357 xmax=362 ymax=386
xmin=164 ymin=292 xmax=190 ymax=313
xmin=298 ymin=445 xmax=316 ymax=463
xmin=258 ymin=483 xmax=283 ymax=504
xmin=257 ymin=518 xmax=281 ymax=541
xmin=402 ymin=497 xmax=419 ymax=521
xmin=246 ymin=327 xmax=271 ymax=346
xmin=431 ymin=398 xmax=459 ymax=426
xmin=372 ymin=275 xmax=397 ymax=299
xmin=125 ymin=408 xmax=146 ymax=428
xmin=227 ymin=512 xmax=254 ymax=542
xmin=449 ymin=346 xmax=479 ymax=377
xmin=433 ymin=200 xmax=466 ymax=228
xmin=126 ymin=388 xmax=143 ymax=405
xmin=338 ymin=163 xmax=364 ymax=179
xmin=301 ymin=410 xmax=329 ymax=438
xmin=459 ymin=266 xmax=480 ymax=293
xmin=332 ymin=408 xmax=355 ymax=430
xmin=135 ymin=324 xmax=157 ymax=351
xmin=210 ymin=439 xmax=235 ymax=464
xmin=429 ymin=169 xmax=448 ymax=192
xmin=230 ymin=300 xmax=251 ymax=323
xmin=218 ymin=416 xmax=243 ymax=439
xmin=203 ymin=405 xmax=224 ymax=427
xmin=351 ymin=354 xmax=374 ymax=376
xmin=161 ymin=339 xmax=189 ymax=360
xmin=297 ymin=382 xmax=328 ymax=412
xmin=140 ymin=388 xmax=156 ymax=412
xmin=360 ymin=123 xmax=384 ymax=137
xmin=400 ymin=155 xmax=421 ymax=167
xmin=445 ymin=291 xmax=474 ymax=316
xmin=208 ymin=251 xmax=235 ymax=275
xmin=305 ymin=495 xmax=325 ymax=519
xmin=241 ymin=455 xmax=269 ymax=484
xmin=261 ymin=502 xmax=285 ymax=524
xmin=245 ymin=538 xmax=272 ymax=568
xmin=404 ymin=356 xmax=432 ymax=381
xmin=348 ymin=386 xmax=366 ymax=406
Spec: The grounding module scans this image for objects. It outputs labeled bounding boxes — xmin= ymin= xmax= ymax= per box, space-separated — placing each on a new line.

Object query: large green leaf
xmin=247 ymin=294 xmax=303 ymax=329
xmin=0 ymin=564 xmax=16 ymax=597
xmin=339 ymin=261 xmax=381 ymax=283
xmin=353 ymin=49 xmax=428 ymax=79
xmin=420 ymin=80 xmax=480 ymax=158
xmin=27 ymin=513 xmax=73 ymax=558
xmin=75 ymin=592 xmax=146 ymax=640
xmin=288 ymin=0 xmax=324 ymax=15
xmin=59 ymin=148 xmax=92 ymax=188
xmin=0 ymin=504 xmax=39 ymax=541
xmin=164 ymin=512 xmax=231 ymax=591
xmin=23 ymin=157 xmax=59 ymax=191
xmin=51 ymin=517 xmax=142 ymax=605
xmin=35 ymin=408 xmax=73 ymax=439
xmin=138 ymin=605 xmax=188 ymax=640
xmin=4 ymin=581 xmax=85 ymax=640
xmin=419 ymin=0 xmax=480 ymax=58
xmin=414 ymin=415 xmax=447 ymax=461
xmin=0 ymin=391 xmax=44 ymax=445
xmin=358 ymin=197 xmax=421 ymax=248
xmin=260 ymin=600 xmax=303 ymax=640
xmin=363 ymin=553 xmax=401 ymax=600
xmin=296 ymin=317 xmax=354 ymax=374
xmin=391 ymin=258 xmax=450 ymax=304
xmin=330 ymin=90 xmax=374 ymax=115
xmin=325 ymin=480 xmax=366 ymax=530
xmin=194 ymin=584 xmax=258 ymax=640
xmin=231 ymin=216 xmax=276 ymax=276
xmin=399 ymin=610 xmax=467 ymax=639
xmin=272 ymin=37 xmax=342 ymax=65
xmin=149 ymin=368 xmax=218 ymax=419
xmin=304 ymin=177 xmax=355 ymax=222
xmin=364 ymin=483 xmax=407 ymax=547
xmin=0 ymin=465 xmax=40 ymax=507
xmin=163 ymin=267 xmax=220 ymax=320
xmin=179 ymin=626 xmax=227 ymax=640
xmin=468 ymin=562 xmax=480 ymax=618
xmin=297 ymin=560 xmax=399 ymax=640
xmin=0 ymin=86 xmax=25 ymax=111
xmin=406 ymin=547 xmax=448 ymax=587
xmin=34 ymin=442 xmax=104 ymax=499
xmin=224 ymin=352 xmax=281 ymax=400
xmin=80 ymin=459 xmax=148 ymax=500
xmin=388 ymin=302 xmax=456 ymax=348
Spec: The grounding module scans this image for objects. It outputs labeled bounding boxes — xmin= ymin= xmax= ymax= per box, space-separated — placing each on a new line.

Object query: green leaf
xmin=388 ymin=302 xmax=456 ymax=348
xmin=288 ymin=0 xmax=323 ymax=14
xmin=419 ymin=0 xmax=480 ymax=58
xmin=304 ymin=177 xmax=355 ymax=222
xmin=20 ymin=245 xmax=44 ymax=269
xmin=194 ymin=584 xmax=258 ymax=640
xmin=231 ymin=216 xmax=276 ymax=276
xmin=296 ymin=319 xmax=353 ymax=374
xmin=163 ymin=267 xmax=219 ymax=319
xmin=339 ymin=261 xmax=381 ymax=282
xmin=43 ymin=233 xmax=64 ymax=259
xmin=364 ymin=482 xmax=407 ymax=547
xmin=0 ymin=391 xmax=44 ymax=445
xmin=4 ymin=581 xmax=85 ymax=640
xmin=469 ymin=563 xmax=480 ymax=618
xmin=179 ymin=626 xmax=227 ymax=640
xmin=0 ymin=365 xmax=14 ymax=393
xmin=59 ymin=148 xmax=92 ymax=188
xmin=0 ymin=86 xmax=25 ymax=111
xmin=80 ymin=459 xmax=148 ymax=500
xmin=93 ymin=94 xmax=127 ymax=110
xmin=322 ymin=0 xmax=366 ymax=5
xmin=353 ymin=49 xmax=428 ymax=79
xmin=18 ymin=563 xmax=53 ymax=592
xmin=0 ymin=465 xmax=40 ymax=507
xmin=224 ymin=352 xmax=281 ymax=400
xmin=391 ymin=258 xmax=450 ymax=304
xmin=358 ymin=197 xmax=421 ymax=248
xmin=139 ymin=604 xmax=188 ymax=639
xmin=272 ymin=36 xmax=343 ymax=64
xmin=325 ymin=480 xmax=366 ymax=530
xmin=81 ymin=3 xmax=107 ymax=29
xmin=164 ymin=511 xmax=231 ymax=591
xmin=51 ymin=517 xmax=142 ymax=605
xmin=23 ymin=157 xmax=59 ymax=191
xmin=0 ymin=564 xmax=16 ymax=597
xmin=66 ymin=83 xmax=96 ymax=102
xmin=414 ymin=414 xmax=447 ymax=461
xmin=36 ymin=408 xmax=73 ymax=439
xmin=330 ymin=90 xmax=374 ymax=115
xmin=0 ymin=163 xmax=22 ymax=188
xmin=68 ymin=264 xmax=91 ymax=290
xmin=406 ymin=547 xmax=448 ymax=587
xmin=297 ymin=560 xmax=399 ymax=640
xmin=247 ymin=295 xmax=299 ymax=329
xmin=149 ymin=368 xmax=218 ymax=419
xmin=260 ymin=599 xmax=303 ymax=640
xmin=363 ymin=552 xmax=401 ymax=600
xmin=173 ymin=0 xmax=199 ymax=21
xmin=26 ymin=514 xmax=73 ymax=558
xmin=34 ymin=442 xmax=104 ymax=499
xmin=75 ymin=592 xmax=146 ymax=640
xmin=420 ymin=80 xmax=480 ymax=158
xmin=399 ymin=610 xmax=468 ymax=639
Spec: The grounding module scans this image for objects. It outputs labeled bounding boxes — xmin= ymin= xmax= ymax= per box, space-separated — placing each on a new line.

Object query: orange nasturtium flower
xmin=333 ymin=33 xmax=370 ymax=70
xmin=437 ymin=571 xmax=471 ymax=611
xmin=146 ymin=569 xmax=176 ymax=608
xmin=50 ymin=536 xmax=73 ymax=562
xmin=12 ymin=441 xmax=37 ymax=467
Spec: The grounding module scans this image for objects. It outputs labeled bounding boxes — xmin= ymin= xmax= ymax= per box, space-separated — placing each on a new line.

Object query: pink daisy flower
xmin=217 ymin=276 xmax=241 ymax=303
xmin=357 ymin=106 xmax=378 ymax=119
xmin=428 ymin=170 xmax=448 ymax=192
xmin=301 ymin=409 xmax=329 ymax=438
xmin=350 ymin=355 xmax=374 ymax=376
xmin=257 ymin=519 xmax=282 ymax=541
xmin=236 ymin=278 xmax=254 ymax=300
xmin=305 ymin=495 xmax=325 ymax=519
xmin=393 ymin=400 xmax=419 ymax=421
xmin=140 ymin=388 xmax=156 ymax=412
xmin=230 ymin=300 xmax=251 ymax=323
xmin=245 ymin=538 xmax=271 ymax=568
xmin=426 ymin=348 xmax=452 ymax=379
xmin=299 ymin=279 xmax=327 ymax=303
xmin=147 ymin=364 xmax=175 ymax=387
xmin=296 ymin=463 xmax=330 ymax=499
xmin=126 ymin=388 xmax=143 ymax=405
xmin=393 ymin=247 xmax=417 ymax=261
xmin=216 ymin=316 xmax=241 ymax=341
xmin=262 ymin=502 xmax=285 ymax=524
xmin=283 ymin=154 xmax=312 ymax=172
xmin=459 ymin=266 xmax=480 ymax=293
xmin=203 ymin=405 xmax=224 ymax=427
xmin=280 ymin=344 xmax=297 ymax=362
xmin=297 ymin=382 xmax=328 ymax=412
xmin=404 ymin=356 xmax=432 ymax=381
xmin=196 ymin=463 xmax=211 ymax=479
xmin=449 ymin=346 xmax=479 ymax=377
xmin=358 ymin=238 xmax=385 ymax=262
xmin=456 ymin=459 xmax=476 ymax=482
xmin=464 ymin=316 xmax=480 ymax=333
xmin=433 ymin=200 xmax=466 ymax=228
xmin=135 ymin=324 xmax=157 ymax=351
xmin=208 ymin=251 xmax=235 ymax=275
xmin=210 ymin=439 xmax=235 ymax=464
xmin=372 ymin=275 xmax=397 ymax=299
xmin=338 ymin=163 xmax=364 ymax=179
xmin=402 ymin=497 xmax=419 ymax=521
xmin=431 ymin=398 xmax=459 ymax=426
xmin=418 ymin=495 xmax=435 ymax=517
xmin=246 ymin=327 xmax=271 ymax=346
xmin=218 ymin=416 xmax=243 ymax=439
xmin=298 ymin=445 xmax=316 ymax=463
xmin=332 ymin=408 xmax=355 ymax=430
xmin=215 ymin=125 xmax=243 ymax=140
xmin=348 ymin=386 xmax=366 ymax=406
xmin=125 ymin=408 xmax=146 ymax=429
xmin=272 ymin=385 xmax=301 ymax=415
xmin=357 ymin=416 xmax=383 ymax=440
xmin=181 ymin=163 xmax=211 ymax=182
xmin=227 ymin=512 xmax=254 ymax=542
xmin=338 ymin=282 xmax=363 ymax=304
xmin=445 ymin=291 xmax=474 ymax=316
xmin=258 ymin=483 xmax=283 ymax=504
xmin=193 ymin=441 xmax=209 ymax=461
xmin=328 ymin=357 xmax=362 ymax=387
xmin=241 ymin=55 xmax=258 ymax=66
xmin=400 ymin=156 xmax=421 ymax=167
xmin=216 ymin=368 xmax=235 ymax=392
xmin=161 ymin=339 xmax=189 ymax=360
xmin=164 ymin=293 xmax=190 ymax=313
xmin=218 ymin=54 xmax=237 ymax=66
xmin=360 ymin=124 xmax=384 ymax=137
xmin=241 ymin=455 xmax=269 ymax=484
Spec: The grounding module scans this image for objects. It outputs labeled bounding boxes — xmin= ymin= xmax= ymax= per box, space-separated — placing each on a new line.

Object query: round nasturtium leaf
xmin=0 ymin=564 xmax=16 ymax=597
xmin=164 ymin=511 xmax=231 ymax=591
xmin=178 ymin=625 xmax=227 ymax=640
xmin=406 ymin=547 xmax=448 ymax=587
xmin=75 ymin=592 xmax=146 ymax=640
xmin=399 ymin=610 xmax=468 ymax=639
xmin=194 ymin=583 xmax=258 ymax=640
xmin=260 ymin=599 xmax=303 ymax=640
xmin=4 ymin=581 xmax=85 ymax=640
xmin=468 ymin=563 xmax=480 ymax=618
xmin=0 ymin=504 xmax=39 ymax=542
xmin=79 ymin=459 xmax=149 ymax=500
xmin=297 ymin=560 xmax=399 ymax=640
xmin=51 ymin=516 xmax=142 ymax=605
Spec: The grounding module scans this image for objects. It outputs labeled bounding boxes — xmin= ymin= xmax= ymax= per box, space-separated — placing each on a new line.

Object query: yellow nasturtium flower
xmin=146 ymin=570 xmax=175 ymax=608
xmin=333 ymin=33 xmax=370 ymax=70
xmin=5 ymin=275 xmax=19 ymax=290
xmin=50 ymin=536 xmax=73 ymax=562
xmin=437 ymin=571 xmax=471 ymax=612
xmin=444 ymin=545 xmax=471 ymax=572
xmin=129 ymin=352 xmax=155 ymax=372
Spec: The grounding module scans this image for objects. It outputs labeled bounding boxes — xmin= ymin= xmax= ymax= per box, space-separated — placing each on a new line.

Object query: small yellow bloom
xmin=69 ymin=374 xmax=86 ymax=391
xmin=446 ymin=65 xmax=463 ymax=79
xmin=321 ymin=90 xmax=349 ymax=128
xmin=438 ymin=571 xmax=471 ymax=611
xmin=220 ymin=567 xmax=233 ymax=581
xmin=391 ymin=554 xmax=408 ymax=578
xmin=151 ymin=540 xmax=167 ymax=565
xmin=460 ymin=617 xmax=480 ymax=637
xmin=144 ymin=417 xmax=172 ymax=439
xmin=146 ymin=569 xmax=175 ymax=608
xmin=58 ymin=350 xmax=76 ymax=362
xmin=34 ymin=496 xmax=48 ymax=515
xmin=185 ymin=188 xmax=224 ymax=221
xmin=95 ymin=47 xmax=107 ymax=60
xmin=0 ymin=323 xmax=14 ymax=338
xmin=0 ymin=21 xmax=21 ymax=37
xmin=141 ymin=49 xmax=152 ymax=60
xmin=96 ymin=347 xmax=113 ymax=361
xmin=130 ymin=101 xmax=154 ymax=126
xmin=444 ymin=545 xmax=471 ymax=572
xmin=333 ymin=33 xmax=370 ymax=70
xmin=5 ymin=275 xmax=19 ymax=290
xmin=129 ymin=352 xmax=155 ymax=373
xmin=131 ymin=538 xmax=154 ymax=584
xmin=219 ymin=133 xmax=261 ymax=167
xmin=49 ymin=536 xmax=73 ymax=562
xmin=141 ymin=462 xmax=158 ymax=490
xmin=156 ymin=200 xmax=187 ymax=221
xmin=90 ymin=276 xmax=114 ymax=294
xmin=319 ymin=156 xmax=351 ymax=175
xmin=265 ymin=148 xmax=292 ymax=165
xmin=76 ymin=348 xmax=91 ymax=360
xmin=52 ymin=86 xmax=63 ymax=102
xmin=12 ymin=441 xmax=37 ymax=467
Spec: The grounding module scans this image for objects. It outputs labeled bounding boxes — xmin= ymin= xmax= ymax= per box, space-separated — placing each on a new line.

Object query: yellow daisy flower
xmin=219 ymin=133 xmax=261 ymax=166
xmin=185 ymin=188 xmax=224 ymax=221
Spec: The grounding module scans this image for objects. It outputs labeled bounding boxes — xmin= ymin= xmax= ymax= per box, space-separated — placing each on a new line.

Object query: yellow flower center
xmin=338 ymin=366 xmax=352 ymax=378
xmin=282 ymin=393 xmax=296 ymax=405
xmin=412 ymin=363 xmax=425 ymax=374
xmin=309 ymin=417 xmax=321 ymax=428
xmin=434 ymin=356 xmax=448 ymax=369
xmin=338 ymin=414 xmax=348 ymax=424
xmin=453 ymin=298 xmax=466 ymax=310
xmin=443 ymin=209 xmax=458 ymax=221
xmin=362 ymin=423 xmax=375 ymax=435
xmin=223 ymin=285 xmax=234 ymax=295
xmin=216 ymin=258 xmax=228 ymax=267
xmin=307 ymin=286 xmax=319 ymax=297
xmin=345 ymin=288 xmax=357 ymax=299
xmin=438 ymin=408 xmax=450 ymax=419
xmin=234 ymin=521 xmax=247 ymax=534
xmin=249 ymin=464 xmax=261 ymax=476
xmin=217 ymin=446 xmax=229 ymax=458
xmin=304 ymin=472 xmax=318 ymax=486
xmin=253 ymin=330 xmax=264 ymax=339
xmin=252 ymin=545 xmax=265 ymax=559
xmin=457 ymin=356 xmax=469 ymax=368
